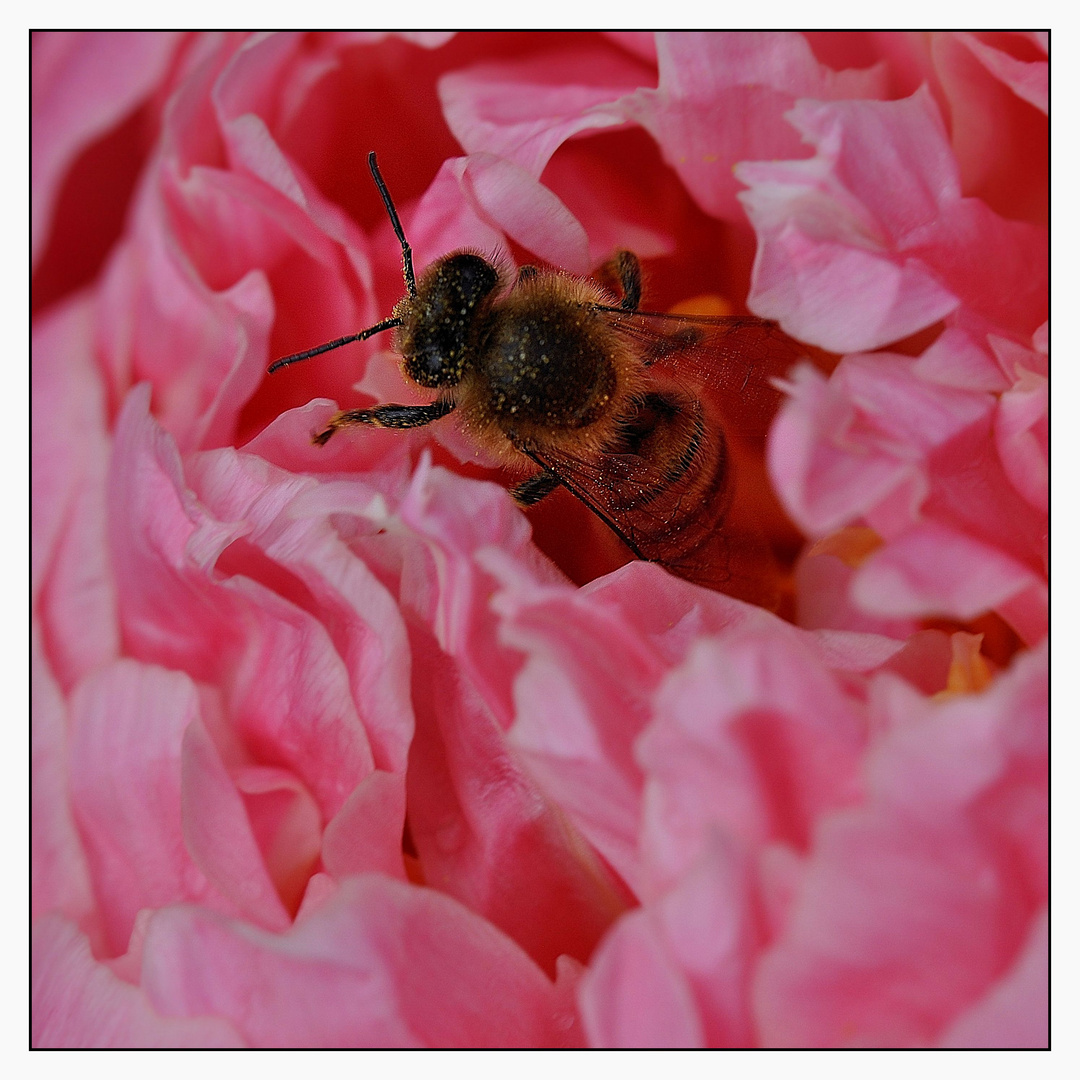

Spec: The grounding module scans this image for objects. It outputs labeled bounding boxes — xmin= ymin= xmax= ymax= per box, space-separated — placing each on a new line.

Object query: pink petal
xmin=754 ymin=646 xmax=1046 ymax=1046
xmin=502 ymin=570 xmax=674 ymax=893
xmin=186 ymin=445 xmax=414 ymax=773
xmin=107 ymin=388 xmax=377 ymax=816
xmin=995 ymin=369 xmax=1047 ymax=513
xmin=912 ymin=324 xmax=1010 ymax=392
xmin=33 ymin=915 xmax=244 ymax=1048
xmin=392 ymin=462 xmax=628 ymax=970
xmin=958 ymin=34 xmax=1048 ymax=114
xmin=141 ymin=875 xmax=578 ymax=1047
xmin=405 ymin=621 xmax=626 ymax=974
xmin=406 ymin=156 xmax=509 ymax=271
xmin=578 ymin=909 xmax=705 ymax=1048
xmin=939 ymin=909 xmax=1048 ymax=1048
xmin=633 ymin=32 xmax=887 ymax=222
xmin=439 ymin=52 xmax=676 ymax=268
xmin=794 ymin=548 xmax=920 ymax=641
xmin=738 ymin=88 xmax=1046 ymax=349
xmin=32 ymin=624 xmax=96 ymax=929
xmin=180 ymin=721 xmax=295 ymax=926
xmin=95 ymin=188 xmax=275 ymax=452
xmin=853 ymin=521 xmax=1045 ymax=628
xmin=439 ymin=47 xmax=644 ymax=179
xmin=395 ymin=455 xmax=561 ymax=723
xmin=649 ymin=838 xmax=760 ymax=1046
xmin=322 ymin=770 xmax=407 ymax=881
xmin=640 ymin=632 xmax=865 ymax=889
xmin=32 ymin=295 xmax=120 ymax=690
xmin=32 ymin=32 xmax=181 ymax=266
xmin=68 ymin=660 xmax=287 ymax=956
xmin=769 ymin=354 xmax=992 ymax=538
xmin=461 ymin=152 xmax=592 ymax=272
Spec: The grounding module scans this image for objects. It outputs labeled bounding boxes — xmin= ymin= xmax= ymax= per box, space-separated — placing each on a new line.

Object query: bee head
xmin=397 ymin=252 xmax=501 ymax=388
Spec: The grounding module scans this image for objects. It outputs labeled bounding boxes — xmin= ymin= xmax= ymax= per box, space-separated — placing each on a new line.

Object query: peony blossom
xmin=32 ymin=31 xmax=1047 ymax=1047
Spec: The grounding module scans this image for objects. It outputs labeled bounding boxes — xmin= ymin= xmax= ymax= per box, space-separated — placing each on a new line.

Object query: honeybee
xmin=269 ymin=153 xmax=800 ymax=605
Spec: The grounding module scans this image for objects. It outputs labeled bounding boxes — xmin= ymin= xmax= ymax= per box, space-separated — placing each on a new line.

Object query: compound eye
xmin=409 ymin=339 xmax=456 ymax=384
xmin=442 ymin=253 xmax=499 ymax=310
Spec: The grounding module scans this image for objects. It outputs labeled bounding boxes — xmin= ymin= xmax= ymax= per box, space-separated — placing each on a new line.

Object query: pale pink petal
xmin=32 ymin=624 xmax=96 ymax=929
xmin=462 ymin=152 xmax=592 ymax=273
xmin=989 ymin=331 xmax=1048 ymax=381
xmin=439 ymin=51 xmax=674 ymax=268
xmin=632 ymin=32 xmax=888 ymax=222
xmin=578 ymin=909 xmax=705 ymax=1048
xmin=754 ymin=647 xmax=1046 ymax=1046
xmin=755 ymin=805 xmax=1013 ymax=1045
xmin=32 ymin=295 xmax=120 ymax=690
xmin=187 ymin=448 xmax=414 ymax=772
xmin=33 ymin=915 xmax=244 ymax=1048
xmin=321 ymin=770 xmax=407 ymax=881
xmin=505 ymin=561 xmax=895 ymax=894
xmin=741 ymin=214 xmax=960 ymax=353
xmin=404 ymin=621 xmax=627 ymax=974
xmin=391 ymin=462 xmax=629 ymax=970
xmin=68 ymin=660 xmax=288 ymax=956
xmin=95 ymin=193 xmax=275 ymax=452
xmin=405 ymin=156 xmax=508 ymax=271
xmin=439 ymin=47 xmax=644 ymax=178
xmin=794 ymin=549 xmax=920 ymax=641
xmin=503 ymin=573 xmax=674 ymax=893
xmin=32 ymin=32 xmax=181 ymax=265
xmin=907 ymin=196 xmax=1047 ymax=339
xmin=395 ymin=455 xmax=562 ymax=718
xmin=268 ymin=453 xmax=628 ymax=970
xmin=738 ymin=88 xmax=1046 ymax=349
xmin=995 ymin=369 xmax=1047 ymax=513
xmin=180 ymin=721 xmax=296 ymax=925
xmin=912 ymin=324 xmax=1010 ymax=393
xmin=241 ymin=398 xmax=413 ymax=480
xmin=853 ymin=521 xmax=1046 ymax=631
xmin=939 ymin=909 xmax=1048 ymax=1048
xmin=769 ymin=354 xmax=992 ymax=538
xmin=640 ymin=632 xmax=865 ymax=890
xmin=107 ymin=388 xmax=377 ymax=813
xmin=141 ymin=875 xmax=579 ymax=1047
xmin=650 ymin=838 xmax=759 ymax=1046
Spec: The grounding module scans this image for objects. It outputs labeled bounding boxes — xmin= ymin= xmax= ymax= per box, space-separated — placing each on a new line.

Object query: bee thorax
xmin=478 ymin=304 xmax=617 ymax=431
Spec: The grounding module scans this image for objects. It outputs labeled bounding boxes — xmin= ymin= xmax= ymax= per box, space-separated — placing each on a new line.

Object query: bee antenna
xmin=267 ymin=317 xmax=402 ymax=374
xmin=368 ymin=151 xmax=417 ymax=298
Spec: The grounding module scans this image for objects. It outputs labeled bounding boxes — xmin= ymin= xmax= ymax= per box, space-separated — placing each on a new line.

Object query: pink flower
xmin=33 ymin=32 xmax=1046 ymax=1046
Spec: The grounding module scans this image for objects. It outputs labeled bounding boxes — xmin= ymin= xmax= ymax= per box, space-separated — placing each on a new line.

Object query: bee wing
xmin=598 ymin=308 xmax=804 ymax=437
xmin=519 ymin=387 xmax=778 ymax=605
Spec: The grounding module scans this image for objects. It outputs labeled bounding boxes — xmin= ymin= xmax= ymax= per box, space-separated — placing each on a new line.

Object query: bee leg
xmin=313 ymin=398 xmax=455 ymax=445
xmin=516 ymin=265 xmax=540 ymax=286
xmin=604 ymin=250 xmax=642 ymax=312
xmin=509 ymin=469 xmax=562 ymax=507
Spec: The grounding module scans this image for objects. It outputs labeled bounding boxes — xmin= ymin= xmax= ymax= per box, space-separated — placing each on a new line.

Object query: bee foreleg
xmin=509 ymin=469 xmax=562 ymax=508
xmin=313 ymin=398 xmax=455 ymax=445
